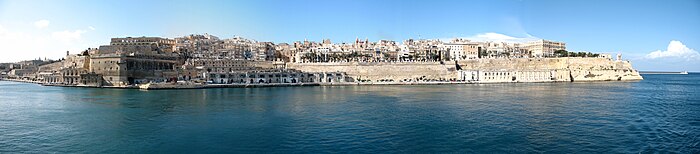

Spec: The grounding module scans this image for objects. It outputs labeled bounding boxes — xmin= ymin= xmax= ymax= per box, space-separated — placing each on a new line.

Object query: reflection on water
xmin=0 ymin=74 xmax=698 ymax=153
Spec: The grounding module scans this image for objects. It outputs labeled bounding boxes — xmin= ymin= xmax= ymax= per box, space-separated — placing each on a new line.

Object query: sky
xmin=0 ymin=0 xmax=698 ymax=71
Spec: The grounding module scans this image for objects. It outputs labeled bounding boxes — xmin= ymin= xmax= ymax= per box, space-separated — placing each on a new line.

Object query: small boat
xmin=138 ymin=83 xmax=151 ymax=90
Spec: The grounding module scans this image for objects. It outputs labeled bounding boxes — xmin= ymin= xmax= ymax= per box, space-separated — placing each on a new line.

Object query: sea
xmin=0 ymin=74 xmax=698 ymax=153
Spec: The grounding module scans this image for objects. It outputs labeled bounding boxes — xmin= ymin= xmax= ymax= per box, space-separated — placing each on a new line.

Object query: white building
xmin=440 ymin=42 xmax=480 ymax=60
xmin=522 ymin=39 xmax=566 ymax=57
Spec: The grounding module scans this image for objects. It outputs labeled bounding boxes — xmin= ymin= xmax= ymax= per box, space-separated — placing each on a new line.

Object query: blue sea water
xmin=0 ymin=74 xmax=698 ymax=153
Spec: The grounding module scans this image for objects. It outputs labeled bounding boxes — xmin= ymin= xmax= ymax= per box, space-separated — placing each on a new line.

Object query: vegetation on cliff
xmin=554 ymin=50 xmax=600 ymax=57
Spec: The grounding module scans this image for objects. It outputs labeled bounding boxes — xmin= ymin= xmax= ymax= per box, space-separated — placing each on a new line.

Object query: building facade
xmin=522 ymin=39 xmax=566 ymax=57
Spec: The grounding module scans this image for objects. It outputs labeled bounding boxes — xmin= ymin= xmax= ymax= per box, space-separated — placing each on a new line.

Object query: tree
xmin=479 ymin=50 xmax=487 ymax=58
xmin=586 ymin=52 xmax=598 ymax=57
xmin=554 ymin=50 xmax=568 ymax=57
xmin=382 ymin=52 xmax=391 ymax=61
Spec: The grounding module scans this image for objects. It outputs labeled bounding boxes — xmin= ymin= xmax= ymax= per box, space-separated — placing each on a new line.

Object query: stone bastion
xmin=286 ymin=58 xmax=643 ymax=82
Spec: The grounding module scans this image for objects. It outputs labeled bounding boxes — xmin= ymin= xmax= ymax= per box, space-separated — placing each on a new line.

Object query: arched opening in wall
xmin=258 ymin=79 xmax=264 ymax=83
xmin=291 ymin=78 xmax=297 ymax=83
xmin=250 ymin=79 xmax=254 ymax=83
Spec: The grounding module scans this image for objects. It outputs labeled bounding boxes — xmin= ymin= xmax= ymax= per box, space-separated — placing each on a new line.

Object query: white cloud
xmin=455 ymin=32 xmax=540 ymax=43
xmin=34 ymin=19 xmax=50 ymax=29
xmin=0 ymin=25 xmax=7 ymax=34
xmin=0 ymin=22 xmax=94 ymax=62
xmin=52 ymin=29 xmax=87 ymax=42
xmin=645 ymin=40 xmax=700 ymax=60
xmin=88 ymin=26 xmax=95 ymax=30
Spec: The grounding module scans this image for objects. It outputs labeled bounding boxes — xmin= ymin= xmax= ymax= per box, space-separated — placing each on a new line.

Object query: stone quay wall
xmin=287 ymin=62 xmax=456 ymax=81
xmin=288 ymin=57 xmax=643 ymax=82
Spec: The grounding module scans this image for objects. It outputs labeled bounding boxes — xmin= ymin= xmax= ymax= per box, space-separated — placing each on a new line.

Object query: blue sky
xmin=0 ymin=0 xmax=698 ymax=71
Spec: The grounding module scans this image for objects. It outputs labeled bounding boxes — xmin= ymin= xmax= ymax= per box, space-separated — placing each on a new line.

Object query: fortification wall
xmin=565 ymin=58 xmax=643 ymax=81
xmin=287 ymin=62 xmax=457 ymax=81
xmin=457 ymin=58 xmax=567 ymax=70
xmin=38 ymin=61 xmax=63 ymax=72
xmin=287 ymin=58 xmax=643 ymax=82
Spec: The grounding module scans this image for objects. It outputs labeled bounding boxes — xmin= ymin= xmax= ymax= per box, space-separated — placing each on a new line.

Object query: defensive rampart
xmin=287 ymin=58 xmax=643 ymax=82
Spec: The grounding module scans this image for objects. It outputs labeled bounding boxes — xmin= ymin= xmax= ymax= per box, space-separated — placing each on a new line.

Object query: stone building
xmin=515 ymin=70 xmax=556 ymax=82
xmin=522 ymin=39 xmax=566 ymax=57
xmin=255 ymin=42 xmax=277 ymax=61
xmin=90 ymin=36 xmax=183 ymax=86
xmin=275 ymin=43 xmax=297 ymax=62
xmin=441 ymin=39 xmax=481 ymax=60
xmin=457 ymin=69 xmax=559 ymax=83
xmin=80 ymin=73 xmax=104 ymax=87
xmin=187 ymin=59 xmax=273 ymax=72
xmin=175 ymin=33 xmax=222 ymax=54
xmin=90 ymin=53 xmax=181 ymax=86
xmin=61 ymin=68 xmax=87 ymax=85
xmin=174 ymin=58 xmax=277 ymax=82
xmin=206 ymin=69 xmax=349 ymax=84
xmin=89 ymin=54 xmax=127 ymax=86
xmin=8 ymin=68 xmax=37 ymax=79
xmin=42 ymin=67 xmax=90 ymax=85
xmin=110 ymin=37 xmax=177 ymax=53
xmin=457 ymin=70 xmax=480 ymax=81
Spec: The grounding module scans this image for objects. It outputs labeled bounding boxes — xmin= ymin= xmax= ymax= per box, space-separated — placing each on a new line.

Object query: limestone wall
xmin=457 ymin=58 xmax=567 ymax=70
xmin=286 ymin=58 xmax=643 ymax=83
xmin=288 ymin=62 xmax=457 ymax=81
xmin=565 ymin=58 xmax=643 ymax=81
xmin=38 ymin=61 xmax=63 ymax=72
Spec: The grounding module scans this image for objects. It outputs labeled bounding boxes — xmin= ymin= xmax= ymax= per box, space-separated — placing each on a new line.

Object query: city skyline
xmin=1 ymin=0 xmax=699 ymax=71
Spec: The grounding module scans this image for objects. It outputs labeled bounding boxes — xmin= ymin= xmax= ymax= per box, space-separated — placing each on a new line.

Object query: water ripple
xmin=0 ymin=74 xmax=699 ymax=153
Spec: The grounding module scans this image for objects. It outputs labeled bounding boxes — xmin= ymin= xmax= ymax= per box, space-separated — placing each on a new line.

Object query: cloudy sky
xmin=0 ymin=0 xmax=698 ymax=71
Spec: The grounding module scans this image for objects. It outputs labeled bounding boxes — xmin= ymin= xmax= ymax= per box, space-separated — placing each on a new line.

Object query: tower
xmin=616 ymin=53 xmax=622 ymax=61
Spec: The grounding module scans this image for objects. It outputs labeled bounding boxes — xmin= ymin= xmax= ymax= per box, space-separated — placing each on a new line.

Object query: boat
xmin=138 ymin=82 xmax=204 ymax=90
